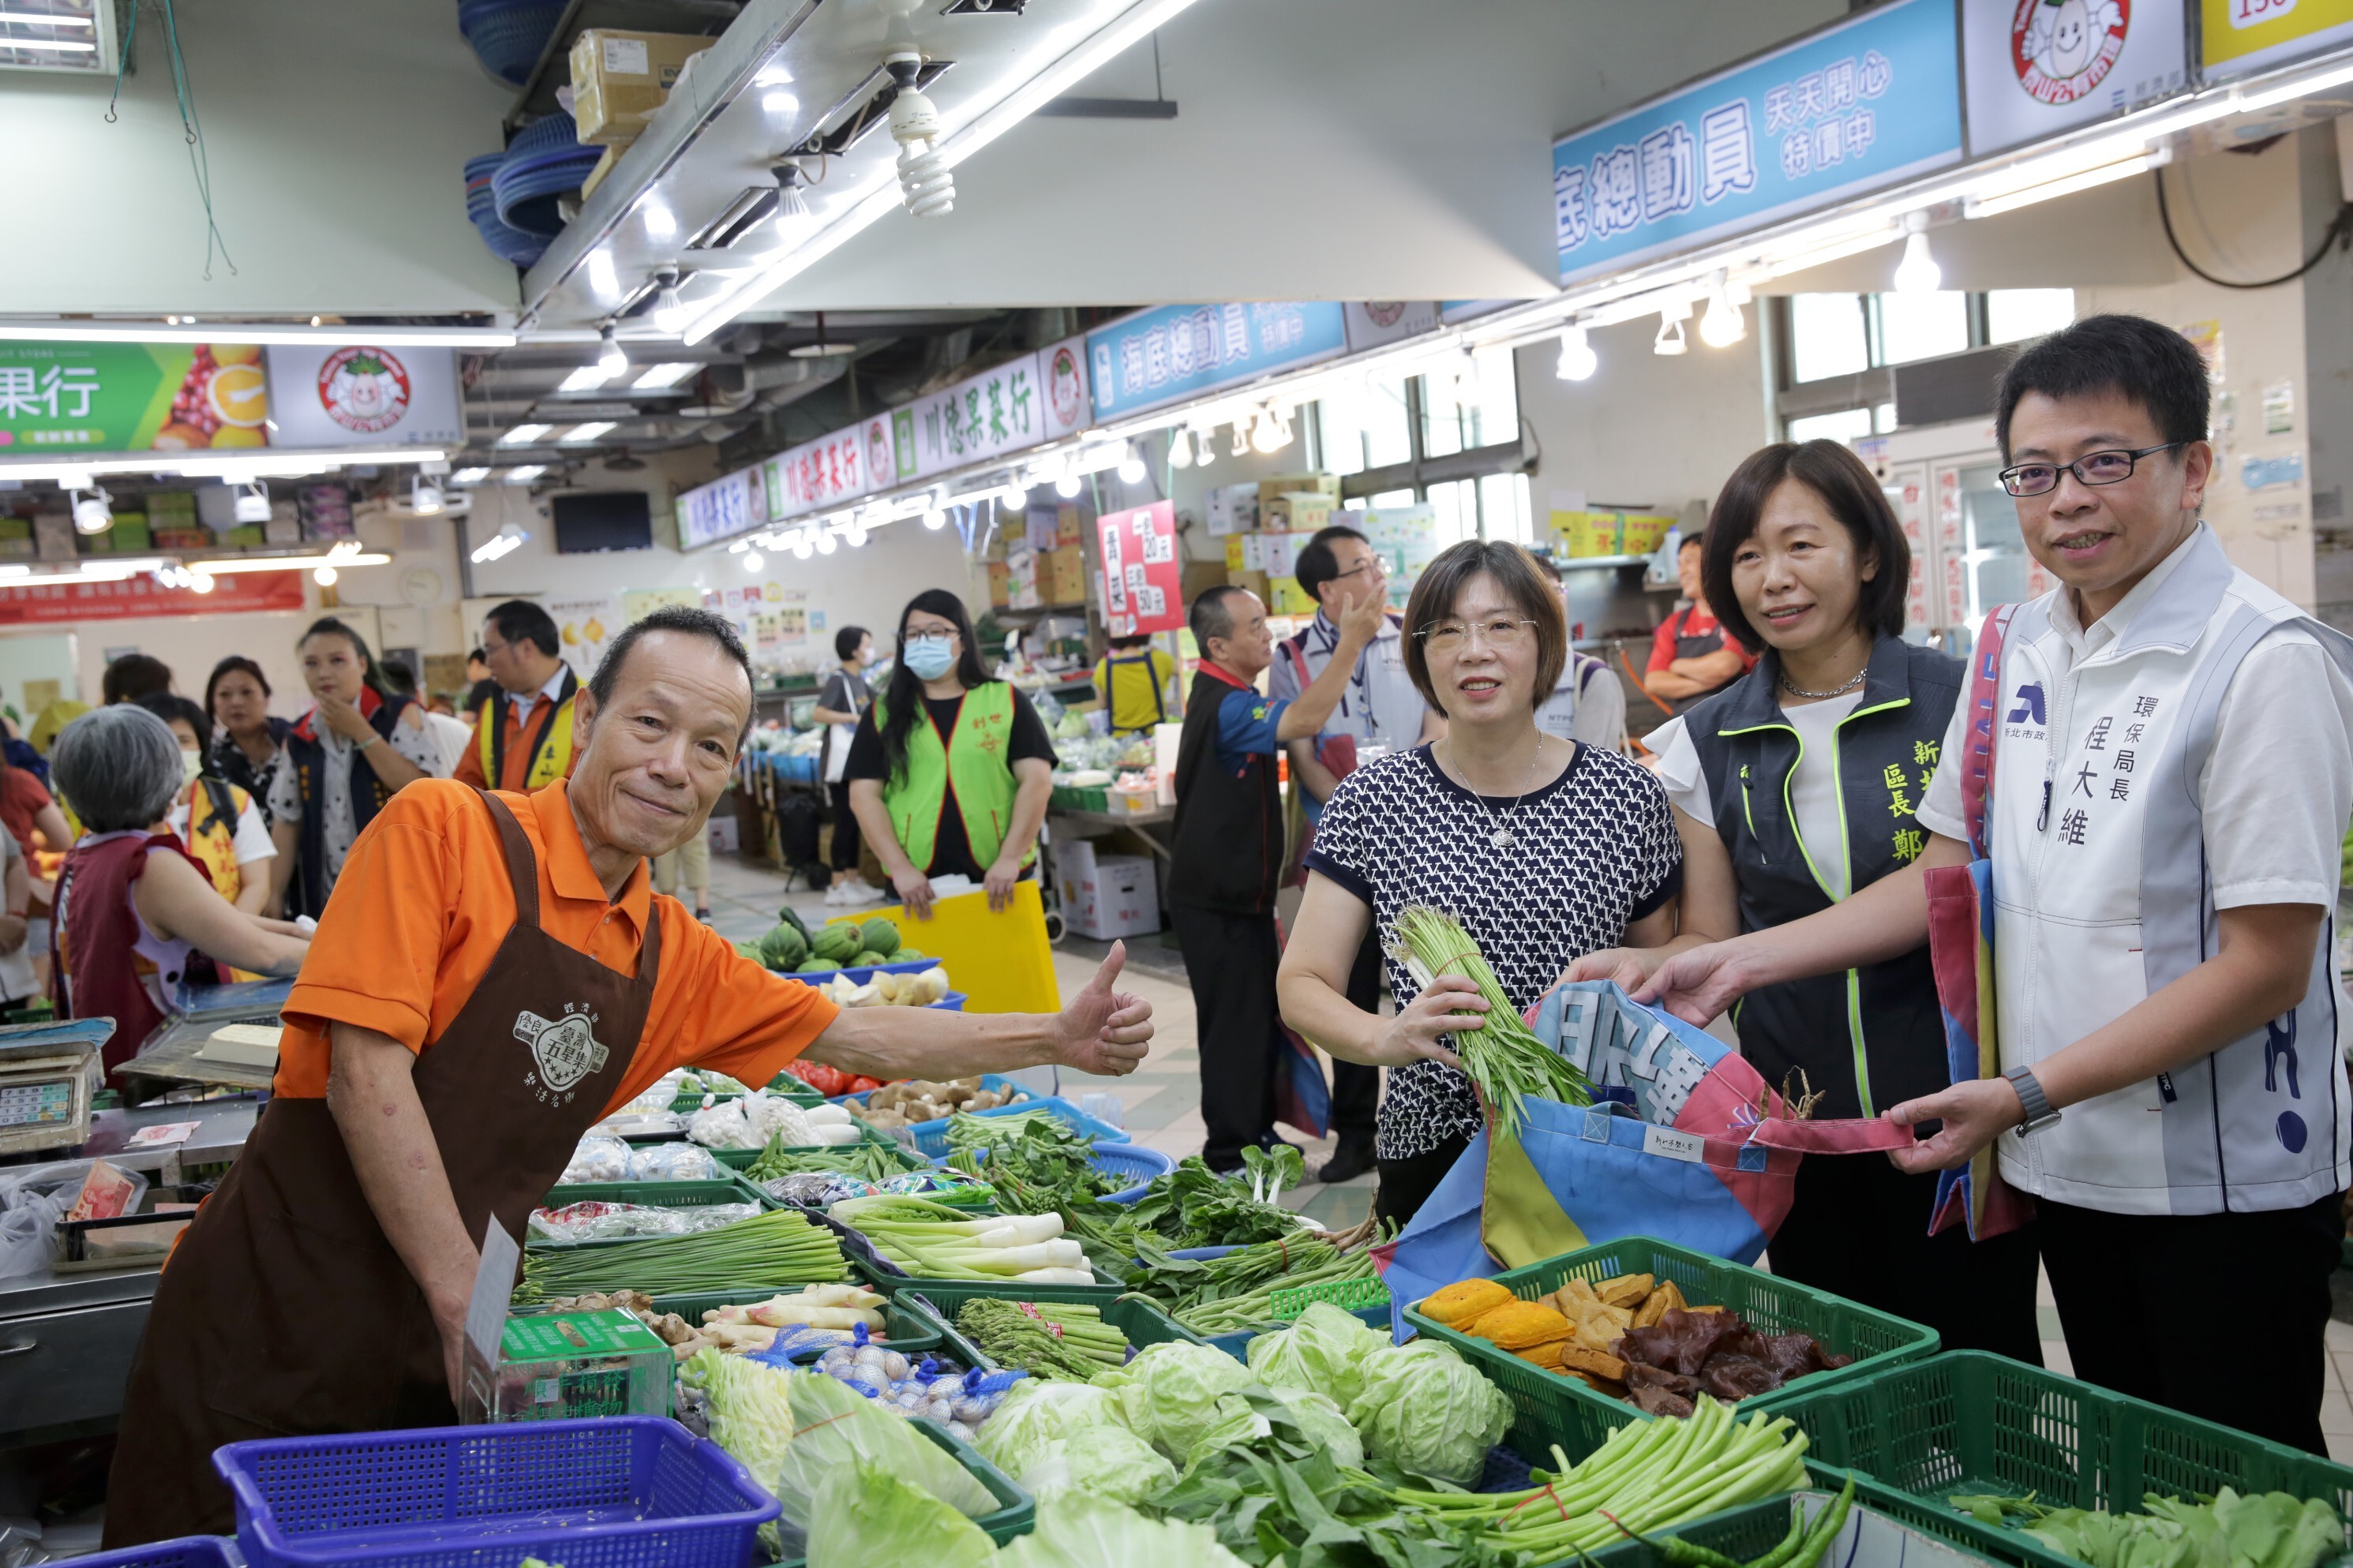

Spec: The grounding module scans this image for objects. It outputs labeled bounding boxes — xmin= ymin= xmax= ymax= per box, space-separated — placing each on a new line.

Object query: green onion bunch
xmin=515 ymin=1207 xmax=846 ymax=1302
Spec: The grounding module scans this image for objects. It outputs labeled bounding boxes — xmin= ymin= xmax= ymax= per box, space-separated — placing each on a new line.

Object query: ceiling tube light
xmin=1698 ymin=275 xmax=1748 ymax=349
xmin=452 ymin=466 xmax=490 ymax=484
xmin=1893 ymin=211 xmax=1942 ymax=294
xmin=557 ymin=365 xmax=615 ymax=392
xmin=1963 ymin=152 xmax=2160 ymax=219
xmin=650 ymin=266 xmax=688 ymax=335
xmin=500 ymin=424 xmax=553 ymax=445
xmin=631 ymin=361 xmax=699 ymax=390
xmin=1554 ymin=324 xmax=1598 ymax=382
xmin=598 ymin=324 xmax=628 ymax=376
xmin=0 ymin=322 xmax=517 ymax=348
xmin=503 ymin=465 xmax=546 ymax=484
xmin=562 ymin=421 xmax=616 ymax=443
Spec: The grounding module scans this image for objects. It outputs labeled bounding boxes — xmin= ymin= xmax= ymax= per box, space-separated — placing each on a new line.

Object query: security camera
xmin=884 ymin=53 xmax=952 ymax=219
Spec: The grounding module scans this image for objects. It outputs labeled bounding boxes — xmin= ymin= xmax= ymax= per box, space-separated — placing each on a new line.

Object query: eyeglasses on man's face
xmin=1415 ymin=616 xmax=1538 ymax=653
xmin=1998 ymin=442 xmax=2180 ymax=499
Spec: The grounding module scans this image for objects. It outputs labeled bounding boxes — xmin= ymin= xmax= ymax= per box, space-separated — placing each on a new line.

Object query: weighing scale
xmin=0 ymin=1020 xmax=111 ymax=1157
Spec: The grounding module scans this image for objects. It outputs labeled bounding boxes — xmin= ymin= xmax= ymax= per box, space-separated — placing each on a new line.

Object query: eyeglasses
xmin=1998 ymin=442 xmax=2180 ymax=498
xmin=1415 ymin=616 xmax=1538 ymax=653
xmin=1329 ymin=560 xmax=1384 ymax=582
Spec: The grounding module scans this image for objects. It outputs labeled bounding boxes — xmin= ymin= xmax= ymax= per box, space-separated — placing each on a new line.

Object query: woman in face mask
xmin=844 ymin=589 xmax=1060 ymax=919
xmin=135 ymin=694 xmax=277 ymax=917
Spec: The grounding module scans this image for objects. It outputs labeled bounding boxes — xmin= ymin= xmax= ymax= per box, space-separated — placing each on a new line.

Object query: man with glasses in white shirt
xmin=1269 ymin=525 xmax=1444 ymax=1184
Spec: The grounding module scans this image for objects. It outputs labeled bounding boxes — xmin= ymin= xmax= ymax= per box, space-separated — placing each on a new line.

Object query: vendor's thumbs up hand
xmin=1054 ymin=941 xmax=1152 ymax=1076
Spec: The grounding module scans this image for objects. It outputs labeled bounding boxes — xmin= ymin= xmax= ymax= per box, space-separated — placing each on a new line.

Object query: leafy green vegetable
xmin=770 ymin=1371 xmax=995 ymax=1535
xmin=1015 ymin=1426 xmax=1178 ymax=1508
xmin=2018 ymin=1489 xmax=2345 ymax=1568
xmin=1391 ymin=904 xmax=1591 ymax=1138
xmin=1345 ymin=1338 xmax=1512 ymax=1486
xmin=1094 ymin=1340 xmax=1261 ymax=1465
xmin=974 ymin=1378 xmax=1126 ymax=1482
xmin=680 ymin=1349 xmax=796 ymax=1496
xmin=1190 ymin=1386 xmax=1362 ymax=1472
xmin=1245 ymin=1300 xmax=1392 ymax=1412
xmin=805 ymin=1458 xmax=998 ymax=1568
xmin=997 ymin=1493 xmax=1253 ymax=1568
xmin=946 ymin=1117 xmax=1125 ymax=1213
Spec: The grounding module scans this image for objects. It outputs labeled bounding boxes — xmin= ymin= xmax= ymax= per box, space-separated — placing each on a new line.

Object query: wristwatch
xmin=2002 ymin=1065 xmax=2061 ymax=1135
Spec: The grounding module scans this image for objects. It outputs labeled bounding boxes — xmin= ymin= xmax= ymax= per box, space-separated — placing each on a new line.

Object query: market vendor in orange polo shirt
xmin=103 ymin=606 xmax=1156 ymax=1548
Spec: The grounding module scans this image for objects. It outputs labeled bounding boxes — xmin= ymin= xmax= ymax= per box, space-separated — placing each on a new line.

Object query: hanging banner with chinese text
xmin=1087 ymin=303 xmax=1349 ymax=420
xmin=1096 ymin=500 xmax=1181 ymax=637
xmin=676 ymin=464 xmax=764 ymax=548
xmin=2201 ymin=0 xmax=2353 ymax=80
xmin=0 ymin=341 xmax=270 ymax=455
xmin=1963 ymin=0 xmax=2186 ymax=156
xmin=891 ymin=351 xmax=1047 ymax=485
xmin=1551 ymin=0 xmax=1961 ymax=285
xmin=0 ymin=568 xmax=304 ymax=625
xmin=763 ymin=420 xmax=891 ymax=522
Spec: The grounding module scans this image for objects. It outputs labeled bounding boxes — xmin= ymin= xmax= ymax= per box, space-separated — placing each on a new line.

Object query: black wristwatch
xmin=2002 ymin=1065 xmax=2061 ymax=1135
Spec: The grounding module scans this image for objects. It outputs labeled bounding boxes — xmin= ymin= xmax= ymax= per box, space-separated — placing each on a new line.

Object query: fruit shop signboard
xmin=264 ymin=344 xmax=463 ymax=448
xmin=0 ymin=342 xmax=271 ymax=455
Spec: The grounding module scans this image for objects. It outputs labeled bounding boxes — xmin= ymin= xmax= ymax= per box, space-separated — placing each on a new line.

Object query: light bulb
xmin=742 ymin=551 xmax=764 ymax=573
xmin=1699 ymin=285 xmax=1746 ymax=349
xmin=598 ymin=324 xmax=627 ymax=376
xmin=1251 ymin=407 xmax=1287 ymax=453
xmin=793 ymin=535 xmax=815 ymax=559
xmin=651 ymin=267 xmax=686 ymax=335
xmin=1894 ymin=215 xmax=1941 ymax=294
xmin=190 ymin=571 xmax=215 ymax=594
xmin=847 ymin=525 xmax=867 ymax=548
xmin=1002 ymin=482 xmax=1029 ymax=511
xmin=923 ymin=507 xmax=946 ymax=530
xmin=884 ymin=55 xmax=953 ymax=218
xmin=1167 ymin=426 xmax=1193 ymax=469
xmin=1653 ymin=313 xmax=1688 ymax=357
xmin=588 ymin=249 xmax=617 ymax=299
xmin=412 ymin=481 xmax=444 ymax=515
xmin=1554 ymin=325 xmax=1598 ymax=382
xmin=1117 ymin=451 xmax=1146 ymax=485
xmin=70 ymin=488 xmax=111 ymax=534
xmin=817 ymin=532 xmax=837 ymax=555
xmin=775 ymin=163 xmax=811 ymax=221
xmin=1055 ymin=472 xmax=1081 ymax=499
xmin=313 ymin=566 xmax=338 ymax=586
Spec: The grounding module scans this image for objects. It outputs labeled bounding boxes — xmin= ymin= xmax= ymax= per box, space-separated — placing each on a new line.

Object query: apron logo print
xmin=514 ymin=1007 xmax=609 ymax=1093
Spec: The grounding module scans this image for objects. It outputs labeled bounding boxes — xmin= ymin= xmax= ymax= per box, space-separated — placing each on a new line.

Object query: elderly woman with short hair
xmin=49 ymin=706 xmax=310 ymax=1076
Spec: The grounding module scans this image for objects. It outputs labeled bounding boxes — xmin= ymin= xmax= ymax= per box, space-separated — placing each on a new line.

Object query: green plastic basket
xmin=773 ymin=1416 xmax=1032 ymax=1568
xmin=891 ymin=1279 xmax=1205 ymax=1374
xmin=708 ymin=1119 xmax=901 ymax=1170
xmin=1272 ymin=1275 xmax=1391 ymax=1320
xmin=530 ymin=1178 xmax=770 ymax=1248
xmin=645 ymin=1287 xmax=942 ymax=1357
xmin=1576 ymin=1480 xmax=2015 ymax=1568
xmin=1402 ymin=1236 xmax=1940 ymax=1461
xmin=1768 ymin=1351 xmax=2353 ymax=1568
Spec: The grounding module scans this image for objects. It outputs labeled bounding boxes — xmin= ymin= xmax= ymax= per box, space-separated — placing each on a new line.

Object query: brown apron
xmin=103 ymin=792 xmax=664 ymax=1547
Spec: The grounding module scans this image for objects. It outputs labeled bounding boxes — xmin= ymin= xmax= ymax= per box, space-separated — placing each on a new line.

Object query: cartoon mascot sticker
xmin=2013 ymin=0 xmax=2130 ymax=107
xmin=316 ymin=346 xmax=414 ymax=436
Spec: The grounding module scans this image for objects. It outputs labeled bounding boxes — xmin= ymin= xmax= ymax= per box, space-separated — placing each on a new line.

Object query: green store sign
xmin=0 ymin=341 xmax=271 ymax=455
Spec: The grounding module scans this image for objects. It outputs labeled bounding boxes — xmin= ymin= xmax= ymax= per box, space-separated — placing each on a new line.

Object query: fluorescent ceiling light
xmin=1 ymin=36 xmax=92 ymax=50
xmin=631 ymin=361 xmax=698 ymax=389
xmin=180 ymin=550 xmax=392 ymax=575
xmin=452 ymin=466 xmax=491 ymax=484
xmin=0 ymin=321 xmax=516 ymax=347
xmin=500 ymin=424 xmax=553 ymax=444
xmin=557 ymin=366 xmax=615 ymax=392
xmin=503 ymin=465 xmax=546 ymax=483
xmin=562 ymin=421 xmax=616 ymax=443
xmin=0 ymin=446 xmax=447 ymax=483
xmin=1964 ymin=153 xmax=2157 ymax=219
xmin=0 ymin=12 xmax=93 ymax=23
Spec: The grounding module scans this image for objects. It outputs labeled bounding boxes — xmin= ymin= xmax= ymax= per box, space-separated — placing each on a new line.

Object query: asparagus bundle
xmin=1390 ymin=904 xmax=1591 ymax=1138
xmin=954 ymin=1297 xmax=1129 ymax=1379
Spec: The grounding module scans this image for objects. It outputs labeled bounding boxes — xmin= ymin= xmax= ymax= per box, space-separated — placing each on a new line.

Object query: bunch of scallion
xmin=954 ymin=1297 xmax=1129 ymax=1379
xmin=1390 ymin=904 xmax=1591 ymax=1138
xmin=830 ymin=1195 xmax=1097 ymax=1283
xmin=515 ymin=1207 xmax=845 ymax=1302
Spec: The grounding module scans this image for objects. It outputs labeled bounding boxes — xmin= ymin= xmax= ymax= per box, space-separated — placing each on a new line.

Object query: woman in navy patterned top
xmin=1277 ymin=540 xmax=1687 ymax=1226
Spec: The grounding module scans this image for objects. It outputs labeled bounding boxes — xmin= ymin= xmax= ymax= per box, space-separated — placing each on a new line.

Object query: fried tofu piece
xmin=1554 ymin=1344 xmax=1630 ymax=1383
xmin=1595 ymin=1273 xmax=1654 ymax=1309
xmin=1632 ymin=1280 xmax=1688 ymax=1330
xmin=1517 ymin=1338 xmax=1574 ymax=1369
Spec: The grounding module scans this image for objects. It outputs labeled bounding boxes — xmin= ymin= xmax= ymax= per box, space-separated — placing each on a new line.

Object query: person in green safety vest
xmin=845 ymin=589 xmax=1059 ymax=919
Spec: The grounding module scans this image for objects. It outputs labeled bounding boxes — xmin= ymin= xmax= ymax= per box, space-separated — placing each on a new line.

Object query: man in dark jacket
xmin=1171 ymin=582 xmax=1381 ymax=1170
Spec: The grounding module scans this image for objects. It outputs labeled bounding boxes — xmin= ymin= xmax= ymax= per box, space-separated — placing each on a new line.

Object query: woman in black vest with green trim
xmin=1572 ymin=440 xmax=2040 ymax=1364
xmin=845 ymin=589 xmax=1058 ymax=921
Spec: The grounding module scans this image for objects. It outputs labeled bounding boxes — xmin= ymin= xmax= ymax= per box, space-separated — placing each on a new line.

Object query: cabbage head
xmin=1092 ymin=1340 xmax=1257 ymax=1464
xmin=974 ymin=1377 xmax=1124 ymax=1482
xmin=1345 ymin=1340 xmax=1511 ymax=1486
xmin=1016 ymin=1425 xmax=1177 ymax=1508
xmin=805 ymin=1459 xmax=997 ymax=1568
xmin=1187 ymin=1386 xmax=1362 ymax=1471
xmin=997 ymin=1493 xmax=1250 ymax=1568
xmin=1245 ymin=1301 xmax=1391 ymax=1411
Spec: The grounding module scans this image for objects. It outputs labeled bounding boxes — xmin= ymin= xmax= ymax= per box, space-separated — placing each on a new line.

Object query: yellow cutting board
xmin=837 ymin=883 xmax=1061 ymax=1016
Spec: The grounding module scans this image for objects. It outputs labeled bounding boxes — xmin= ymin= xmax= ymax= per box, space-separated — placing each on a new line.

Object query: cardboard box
xmin=1227 ymin=568 xmax=1271 ymax=604
xmin=1263 ymin=493 xmax=1340 ymax=533
xmin=1268 ymin=578 xmax=1317 ymax=616
xmin=1039 ymin=545 xmax=1088 ymax=606
xmin=580 ymin=143 xmax=626 ymax=201
xmin=986 ymin=559 xmax=1012 ymax=608
xmin=1055 ymin=503 xmax=1087 ymax=547
xmin=1206 ymin=481 xmax=1259 ymax=537
xmin=1005 ymin=545 xmax=1040 ymax=610
xmin=1057 ymin=841 xmax=1161 ymax=941
xmin=569 ymin=28 xmax=714 ymax=146
xmin=1257 ymin=473 xmax=1340 ymax=506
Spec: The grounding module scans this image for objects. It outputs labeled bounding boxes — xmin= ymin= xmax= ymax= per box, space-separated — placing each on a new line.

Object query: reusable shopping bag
xmin=1920 ymin=607 xmax=2034 ymax=1241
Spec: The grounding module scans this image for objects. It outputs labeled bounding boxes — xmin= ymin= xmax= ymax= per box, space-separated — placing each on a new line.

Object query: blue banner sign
xmin=1088 ymin=302 xmax=1348 ymax=420
xmin=1552 ymin=0 xmax=1962 ymax=285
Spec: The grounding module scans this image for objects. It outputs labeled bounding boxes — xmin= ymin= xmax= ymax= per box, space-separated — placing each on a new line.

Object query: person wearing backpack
xmin=1643 ymin=316 xmax=2353 ymax=1454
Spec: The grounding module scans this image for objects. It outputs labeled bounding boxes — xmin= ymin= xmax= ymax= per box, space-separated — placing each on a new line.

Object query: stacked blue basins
xmin=491 ymin=109 xmax=602 ymax=238
xmin=465 ymin=152 xmax=548 ymax=267
xmin=458 ymin=0 xmax=564 ymax=86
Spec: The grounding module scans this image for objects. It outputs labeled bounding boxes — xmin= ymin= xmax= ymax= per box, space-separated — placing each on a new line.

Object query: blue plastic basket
xmin=906 ymin=1096 xmax=1129 ymax=1157
xmin=65 ymin=1540 xmax=240 ymax=1568
xmin=458 ymin=0 xmax=563 ymax=84
xmin=214 ymin=1416 xmax=778 ymax=1568
xmin=776 ymin=958 xmax=935 ymax=988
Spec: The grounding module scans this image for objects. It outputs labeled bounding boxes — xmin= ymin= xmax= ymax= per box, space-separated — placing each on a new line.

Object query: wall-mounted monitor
xmin=551 ymin=491 xmax=654 ymax=554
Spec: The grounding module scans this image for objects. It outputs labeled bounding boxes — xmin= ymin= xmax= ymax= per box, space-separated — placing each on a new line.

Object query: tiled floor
xmin=706 ymin=850 xmax=2352 ymax=1461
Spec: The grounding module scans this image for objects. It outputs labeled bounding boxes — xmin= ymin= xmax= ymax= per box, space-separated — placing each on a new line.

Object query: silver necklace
xmin=1778 ymin=664 xmax=1868 ymax=702
xmin=1441 ymin=737 xmax=1546 ymax=851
